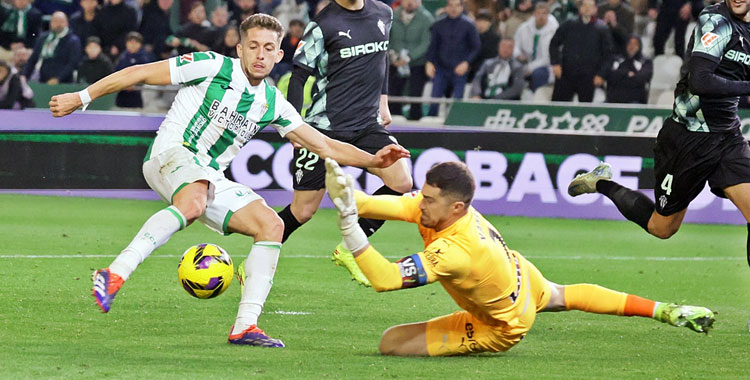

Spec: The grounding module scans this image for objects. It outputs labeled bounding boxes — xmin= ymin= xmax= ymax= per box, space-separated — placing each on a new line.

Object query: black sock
xmin=746 ymin=223 xmax=750 ymax=267
xmin=596 ymin=180 xmax=653 ymax=232
xmin=358 ymin=185 xmax=403 ymax=237
xmin=278 ymin=205 xmax=302 ymax=243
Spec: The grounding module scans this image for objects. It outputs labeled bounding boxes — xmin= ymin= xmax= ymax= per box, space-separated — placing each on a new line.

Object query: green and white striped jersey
xmin=148 ymin=51 xmax=303 ymax=171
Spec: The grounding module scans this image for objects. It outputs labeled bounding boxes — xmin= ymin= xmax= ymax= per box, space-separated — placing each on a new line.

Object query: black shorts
xmin=291 ymin=124 xmax=399 ymax=190
xmin=653 ymin=118 xmax=750 ymax=215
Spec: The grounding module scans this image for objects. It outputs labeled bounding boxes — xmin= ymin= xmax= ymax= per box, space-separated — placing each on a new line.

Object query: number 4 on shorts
xmin=661 ymin=174 xmax=673 ymax=195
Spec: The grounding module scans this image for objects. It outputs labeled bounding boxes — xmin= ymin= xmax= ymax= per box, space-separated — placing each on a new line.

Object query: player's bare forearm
xmin=49 ymin=61 xmax=171 ymax=117
xmin=288 ymin=124 xmax=409 ymax=168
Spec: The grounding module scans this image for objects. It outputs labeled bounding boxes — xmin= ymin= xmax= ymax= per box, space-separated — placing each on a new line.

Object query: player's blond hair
xmin=239 ymin=13 xmax=284 ymax=43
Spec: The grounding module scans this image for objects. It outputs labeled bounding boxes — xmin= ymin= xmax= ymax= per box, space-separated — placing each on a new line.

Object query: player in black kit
xmin=277 ymin=0 xmax=413 ymax=286
xmin=568 ymin=0 xmax=750 ymax=265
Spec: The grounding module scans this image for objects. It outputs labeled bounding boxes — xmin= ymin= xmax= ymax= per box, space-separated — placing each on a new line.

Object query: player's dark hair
xmin=240 ymin=13 xmax=284 ymax=43
xmin=425 ymin=162 xmax=475 ymax=205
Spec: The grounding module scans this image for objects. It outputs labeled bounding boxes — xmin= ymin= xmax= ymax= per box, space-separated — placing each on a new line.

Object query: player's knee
xmin=383 ymin=176 xmax=413 ymax=194
xmin=649 ymin=223 xmax=679 ymax=239
xmin=257 ymin=213 xmax=284 ymax=242
xmin=293 ymin=204 xmax=318 ymax=224
xmin=378 ymin=327 xmax=399 ymax=356
xmin=175 ymin=197 xmax=206 ymax=222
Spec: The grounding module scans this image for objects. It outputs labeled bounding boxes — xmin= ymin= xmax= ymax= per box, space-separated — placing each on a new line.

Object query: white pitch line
xmin=0 ymin=254 xmax=743 ymax=261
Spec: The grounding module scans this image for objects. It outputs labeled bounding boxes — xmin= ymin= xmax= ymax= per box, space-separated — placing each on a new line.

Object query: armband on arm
xmin=355 ymin=248 xmax=429 ymax=292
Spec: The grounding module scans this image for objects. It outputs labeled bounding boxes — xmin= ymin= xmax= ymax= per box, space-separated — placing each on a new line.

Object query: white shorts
xmin=143 ymin=146 xmax=262 ymax=235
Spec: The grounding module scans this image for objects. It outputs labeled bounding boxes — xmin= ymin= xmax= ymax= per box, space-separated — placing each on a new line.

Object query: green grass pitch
xmin=1 ymin=194 xmax=748 ymax=379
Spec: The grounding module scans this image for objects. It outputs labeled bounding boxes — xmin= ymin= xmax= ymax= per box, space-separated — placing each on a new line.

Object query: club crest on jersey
xmin=701 ymin=32 xmax=718 ymax=48
xmin=378 ymin=19 xmax=385 ymax=35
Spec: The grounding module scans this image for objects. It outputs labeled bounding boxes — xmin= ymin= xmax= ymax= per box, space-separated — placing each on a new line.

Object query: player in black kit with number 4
xmin=569 ymin=0 xmax=750 ymax=266
xmin=277 ymin=0 xmax=413 ymax=286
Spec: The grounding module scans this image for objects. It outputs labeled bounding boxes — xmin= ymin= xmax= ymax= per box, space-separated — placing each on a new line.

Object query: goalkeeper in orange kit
xmin=324 ymin=158 xmax=715 ymax=356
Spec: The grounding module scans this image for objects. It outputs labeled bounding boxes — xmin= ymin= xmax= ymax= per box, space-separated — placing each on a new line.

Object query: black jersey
xmin=673 ymin=2 xmax=750 ymax=132
xmin=292 ymin=0 xmax=392 ymax=132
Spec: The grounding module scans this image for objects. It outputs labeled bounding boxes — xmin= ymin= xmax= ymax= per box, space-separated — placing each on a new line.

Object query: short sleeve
xmin=168 ymin=52 xmax=223 ymax=85
xmin=270 ymin=88 xmax=304 ymax=137
xmin=293 ymin=21 xmax=325 ymax=70
xmin=692 ymin=12 xmax=732 ymax=61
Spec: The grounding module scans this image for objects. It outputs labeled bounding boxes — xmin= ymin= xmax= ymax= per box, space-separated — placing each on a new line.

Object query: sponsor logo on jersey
xmin=208 ymin=100 xmax=260 ymax=142
xmin=177 ymin=53 xmax=194 ymax=66
xmin=724 ymin=49 xmax=750 ymax=65
xmin=701 ymin=32 xmax=719 ymax=48
xmin=339 ymin=41 xmax=389 ymax=59
xmin=338 ymin=30 xmax=352 ymax=39
xmin=377 ymin=19 xmax=385 ymax=35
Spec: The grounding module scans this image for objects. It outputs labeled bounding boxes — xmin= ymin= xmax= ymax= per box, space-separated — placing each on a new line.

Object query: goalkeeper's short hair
xmin=425 ymin=161 xmax=475 ymax=205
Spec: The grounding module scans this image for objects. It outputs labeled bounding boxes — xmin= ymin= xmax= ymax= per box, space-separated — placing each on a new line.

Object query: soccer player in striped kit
xmin=49 ymin=14 xmax=409 ymax=347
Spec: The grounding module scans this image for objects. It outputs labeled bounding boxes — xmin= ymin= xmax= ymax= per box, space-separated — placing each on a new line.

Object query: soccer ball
xmin=177 ymin=243 xmax=233 ymax=299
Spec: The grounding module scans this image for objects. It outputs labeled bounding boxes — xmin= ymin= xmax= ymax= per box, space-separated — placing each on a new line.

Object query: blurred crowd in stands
xmin=0 ymin=0 xmax=722 ymax=116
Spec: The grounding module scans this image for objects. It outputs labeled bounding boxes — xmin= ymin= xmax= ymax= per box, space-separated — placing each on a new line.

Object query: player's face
xmin=727 ymin=0 xmax=750 ymax=19
xmin=237 ymin=27 xmax=284 ymax=85
xmin=419 ymin=184 xmax=462 ymax=230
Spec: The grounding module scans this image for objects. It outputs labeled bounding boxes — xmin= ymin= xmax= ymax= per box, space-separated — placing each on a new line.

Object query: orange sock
xmin=623 ymin=294 xmax=657 ymax=318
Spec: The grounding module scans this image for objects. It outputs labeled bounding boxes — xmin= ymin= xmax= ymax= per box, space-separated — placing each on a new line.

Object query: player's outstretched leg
xmin=92 ymin=268 xmax=124 ymax=313
xmin=558 ymin=283 xmax=715 ymax=334
xmin=332 ymin=243 xmax=372 ymax=287
xmin=567 ymin=162 xmax=612 ymax=196
xmin=654 ymin=303 xmax=715 ymax=334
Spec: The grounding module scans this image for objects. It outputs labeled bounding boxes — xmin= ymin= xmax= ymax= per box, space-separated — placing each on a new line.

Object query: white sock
xmin=232 ymin=241 xmax=281 ymax=334
xmin=109 ymin=206 xmax=186 ymax=281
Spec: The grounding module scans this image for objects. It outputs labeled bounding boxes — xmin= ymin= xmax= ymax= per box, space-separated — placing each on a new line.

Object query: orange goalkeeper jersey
xmin=354 ymin=191 xmax=528 ymax=327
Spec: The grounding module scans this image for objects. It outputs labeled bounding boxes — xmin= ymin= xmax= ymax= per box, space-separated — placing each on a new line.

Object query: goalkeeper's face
xmin=237 ymin=27 xmax=284 ymax=85
xmin=419 ymin=184 xmax=466 ymax=231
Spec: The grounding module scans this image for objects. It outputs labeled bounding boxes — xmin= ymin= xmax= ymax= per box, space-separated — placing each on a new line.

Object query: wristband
xmin=77 ymin=88 xmax=92 ymax=111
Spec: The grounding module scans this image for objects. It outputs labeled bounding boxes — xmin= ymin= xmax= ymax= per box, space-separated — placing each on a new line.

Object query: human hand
xmin=49 ymin=92 xmax=83 ymax=117
xmin=372 ymin=144 xmax=410 ymax=168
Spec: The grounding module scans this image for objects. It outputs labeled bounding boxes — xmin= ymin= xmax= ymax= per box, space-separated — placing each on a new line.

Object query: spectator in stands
xmin=11 ymin=44 xmax=32 ymax=73
xmin=648 ymin=0 xmax=703 ymax=57
xmin=94 ymin=0 xmax=138 ymax=60
xmin=168 ymin=2 xmax=217 ymax=55
xmin=0 ymin=60 xmax=24 ymax=108
xmin=388 ymin=0 xmax=434 ymax=120
xmin=70 ymin=0 xmax=99 ymax=52
xmin=213 ymin=23 xmax=240 ymax=58
xmin=502 ymin=0 xmax=533 ymax=39
xmin=549 ymin=0 xmax=612 ymax=102
xmin=230 ymin=0 xmax=257 ymax=26
xmin=210 ymin=5 xmax=230 ymax=34
xmin=598 ymin=0 xmax=634 ymax=55
xmin=514 ymin=2 xmax=558 ymax=91
xmin=550 ymin=0 xmax=579 ymax=23
xmin=425 ymin=0 xmax=480 ymax=116
xmin=270 ymin=18 xmax=302 ymax=80
xmin=0 ymin=0 xmax=43 ymax=58
xmin=470 ymin=9 xmax=499 ymax=81
xmin=258 ymin=0 xmax=281 ymax=14
xmin=139 ymin=0 xmax=175 ymax=60
xmin=274 ymin=0 xmax=309 ymax=29
xmin=78 ymin=36 xmax=113 ymax=84
xmin=33 ymin=0 xmax=81 ymax=17
xmin=114 ymin=31 xmax=154 ymax=108
xmin=605 ymin=35 xmax=652 ymax=104
xmin=470 ymin=38 xmax=525 ymax=100
xmin=22 ymin=11 xmax=82 ymax=84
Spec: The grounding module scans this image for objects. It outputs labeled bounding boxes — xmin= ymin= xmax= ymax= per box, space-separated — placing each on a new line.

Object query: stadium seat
xmin=532 ymin=85 xmax=553 ymax=102
xmin=650 ymin=54 xmax=682 ymax=91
